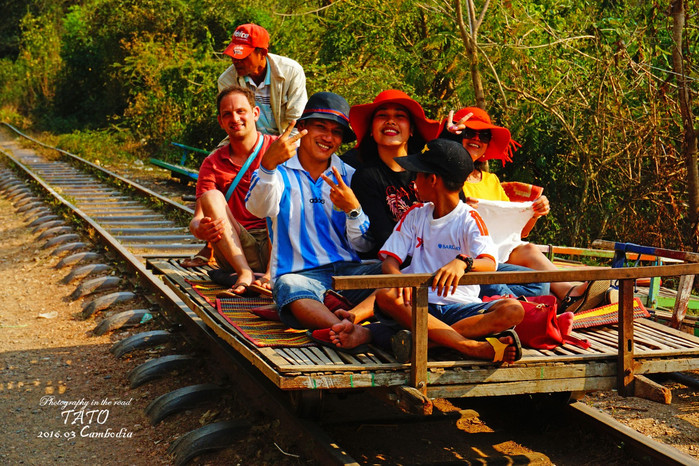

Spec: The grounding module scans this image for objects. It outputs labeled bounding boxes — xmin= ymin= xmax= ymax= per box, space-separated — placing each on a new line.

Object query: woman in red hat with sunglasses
xmin=346 ymin=90 xmax=441 ymax=258
xmin=443 ymin=108 xmax=610 ymax=313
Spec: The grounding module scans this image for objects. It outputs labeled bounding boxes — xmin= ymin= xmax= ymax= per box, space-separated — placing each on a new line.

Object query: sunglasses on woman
xmin=462 ymin=128 xmax=492 ymax=143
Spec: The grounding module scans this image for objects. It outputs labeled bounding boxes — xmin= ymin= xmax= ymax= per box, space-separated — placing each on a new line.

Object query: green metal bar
xmin=149 ymin=158 xmax=199 ymax=180
xmin=170 ymin=142 xmax=210 ymax=155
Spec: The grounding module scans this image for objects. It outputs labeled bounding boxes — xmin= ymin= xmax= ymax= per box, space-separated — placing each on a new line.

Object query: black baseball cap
xmin=395 ymin=138 xmax=474 ymax=184
xmin=298 ymin=92 xmax=356 ymax=143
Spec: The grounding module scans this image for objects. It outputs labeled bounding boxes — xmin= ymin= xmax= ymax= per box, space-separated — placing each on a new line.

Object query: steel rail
xmin=567 ymin=401 xmax=699 ymax=465
xmin=0 ymin=131 xmax=359 ymax=465
xmin=1 ymin=122 xmax=193 ymax=216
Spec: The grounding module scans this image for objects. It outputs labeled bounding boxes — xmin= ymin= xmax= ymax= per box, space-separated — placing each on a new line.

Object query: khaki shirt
xmin=218 ymin=53 xmax=307 ymax=135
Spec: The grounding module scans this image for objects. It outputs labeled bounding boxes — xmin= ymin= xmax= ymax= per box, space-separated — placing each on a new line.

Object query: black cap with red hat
xmin=395 ymin=139 xmax=474 ymax=185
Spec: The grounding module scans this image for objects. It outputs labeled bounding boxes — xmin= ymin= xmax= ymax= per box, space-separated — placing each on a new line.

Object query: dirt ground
xmin=0 ymin=187 xmax=170 ymax=465
xmin=1 ymin=142 xmax=698 ymax=464
xmin=0 ymin=167 xmax=305 ymax=465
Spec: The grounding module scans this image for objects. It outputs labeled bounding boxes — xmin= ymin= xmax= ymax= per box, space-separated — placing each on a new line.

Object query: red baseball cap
xmin=223 ymin=24 xmax=269 ymax=59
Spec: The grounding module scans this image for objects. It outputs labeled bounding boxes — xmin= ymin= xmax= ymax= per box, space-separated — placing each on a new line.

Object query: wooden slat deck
xmin=147 ymin=258 xmax=699 ymax=399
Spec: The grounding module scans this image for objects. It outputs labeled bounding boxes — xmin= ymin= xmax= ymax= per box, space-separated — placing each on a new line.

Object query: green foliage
xmin=0 ymin=0 xmax=696 ymax=251
xmin=116 ymin=33 xmax=221 ymax=151
xmin=53 ymin=128 xmax=142 ymax=166
xmin=12 ymin=11 xmax=63 ymax=118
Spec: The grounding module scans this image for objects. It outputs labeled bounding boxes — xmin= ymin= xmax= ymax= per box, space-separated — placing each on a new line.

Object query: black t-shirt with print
xmin=351 ymin=161 xmax=419 ymax=258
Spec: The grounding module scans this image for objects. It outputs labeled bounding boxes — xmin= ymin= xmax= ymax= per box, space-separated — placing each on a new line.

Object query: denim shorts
xmin=427 ymin=300 xmax=496 ymax=326
xmin=274 ymin=261 xmax=383 ymax=329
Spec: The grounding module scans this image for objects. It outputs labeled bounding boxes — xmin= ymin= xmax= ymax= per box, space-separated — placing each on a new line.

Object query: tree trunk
xmin=671 ymin=0 xmax=699 ymax=250
xmin=454 ymin=0 xmax=487 ymax=109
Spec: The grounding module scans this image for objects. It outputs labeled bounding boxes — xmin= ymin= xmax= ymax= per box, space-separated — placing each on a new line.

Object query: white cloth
xmin=473 ymin=199 xmax=534 ymax=263
xmin=379 ymin=202 xmax=498 ymax=305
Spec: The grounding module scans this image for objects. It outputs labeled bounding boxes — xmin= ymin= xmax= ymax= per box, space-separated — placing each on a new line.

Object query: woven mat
xmin=185 ymin=279 xmax=312 ymax=347
xmin=216 ymin=298 xmax=312 ymax=347
xmin=572 ymin=298 xmax=650 ymax=329
xmin=186 ymin=279 xmax=228 ymax=307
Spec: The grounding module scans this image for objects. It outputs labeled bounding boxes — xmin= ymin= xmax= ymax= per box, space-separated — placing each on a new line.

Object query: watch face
xmin=348 ymin=208 xmax=360 ymax=218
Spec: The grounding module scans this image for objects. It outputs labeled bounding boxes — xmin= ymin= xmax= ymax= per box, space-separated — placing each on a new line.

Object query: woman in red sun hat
xmin=345 ymin=90 xmax=441 ymax=258
xmin=443 ymin=108 xmax=611 ymax=313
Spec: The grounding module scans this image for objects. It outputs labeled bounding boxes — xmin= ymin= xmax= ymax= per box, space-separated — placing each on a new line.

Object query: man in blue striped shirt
xmin=246 ymin=92 xmax=379 ymax=334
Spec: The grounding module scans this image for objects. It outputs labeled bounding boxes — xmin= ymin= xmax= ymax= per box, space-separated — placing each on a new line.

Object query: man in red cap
xmin=182 ymin=23 xmax=308 ymax=269
xmin=218 ymin=23 xmax=307 ymax=137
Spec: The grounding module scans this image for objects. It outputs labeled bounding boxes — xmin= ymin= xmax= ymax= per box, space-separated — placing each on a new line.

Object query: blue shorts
xmin=427 ymin=300 xmax=496 ymax=326
xmin=273 ymin=261 xmax=383 ymax=329
xmin=374 ymin=299 xmax=497 ymax=329
xmin=479 ymin=263 xmax=550 ymax=298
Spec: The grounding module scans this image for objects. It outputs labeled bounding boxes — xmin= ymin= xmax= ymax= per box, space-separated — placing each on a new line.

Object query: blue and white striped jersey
xmin=246 ymin=153 xmax=373 ymax=280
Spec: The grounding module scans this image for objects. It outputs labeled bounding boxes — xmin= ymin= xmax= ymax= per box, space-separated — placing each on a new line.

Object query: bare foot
xmin=232 ymin=269 xmax=254 ymax=295
xmin=333 ymin=309 xmax=355 ymax=323
xmin=329 ymin=319 xmax=371 ymax=349
xmin=252 ymin=273 xmax=272 ymax=291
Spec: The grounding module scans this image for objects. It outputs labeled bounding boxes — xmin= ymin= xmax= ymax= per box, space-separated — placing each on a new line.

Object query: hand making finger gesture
xmin=321 ymin=166 xmax=361 ymax=214
xmin=445 ymin=110 xmax=474 ymax=135
xmin=261 ymin=121 xmax=308 ymax=171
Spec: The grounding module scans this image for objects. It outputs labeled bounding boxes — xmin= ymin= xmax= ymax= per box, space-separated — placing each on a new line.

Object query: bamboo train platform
xmin=147 ymin=253 xmax=699 ymax=414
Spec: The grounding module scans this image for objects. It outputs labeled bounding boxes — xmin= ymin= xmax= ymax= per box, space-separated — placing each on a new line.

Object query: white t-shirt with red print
xmin=379 ymin=201 xmax=497 ymax=305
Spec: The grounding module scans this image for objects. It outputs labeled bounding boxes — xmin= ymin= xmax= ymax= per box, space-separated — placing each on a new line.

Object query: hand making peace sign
xmin=260 ymin=121 xmax=308 ymax=171
xmin=445 ymin=109 xmax=474 ymax=135
xmin=321 ymin=166 xmax=361 ymax=214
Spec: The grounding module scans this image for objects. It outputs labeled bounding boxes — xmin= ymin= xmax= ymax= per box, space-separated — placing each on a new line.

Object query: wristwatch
xmin=346 ymin=206 xmax=363 ymax=219
xmin=456 ymin=254 xmax=474 ymax=272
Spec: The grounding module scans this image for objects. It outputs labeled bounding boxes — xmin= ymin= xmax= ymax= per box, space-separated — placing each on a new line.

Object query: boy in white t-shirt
xmin=333 ymin=139 xmax=524 ymax=363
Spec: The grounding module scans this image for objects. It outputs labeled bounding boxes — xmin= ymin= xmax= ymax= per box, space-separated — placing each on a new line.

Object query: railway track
xmin=1 ymin=123 xmax=697 ymax=465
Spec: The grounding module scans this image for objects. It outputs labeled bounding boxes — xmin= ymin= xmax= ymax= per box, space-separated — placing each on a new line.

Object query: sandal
xmin=560 ymin=280 xmax=611 ymax=314
xmin=485 ymin=329 xmax=522 ymax=363
xmin=324 ymin=290 xmax=354 ymax=312
xmin=180 ymin=254 xmax=210 ymax=268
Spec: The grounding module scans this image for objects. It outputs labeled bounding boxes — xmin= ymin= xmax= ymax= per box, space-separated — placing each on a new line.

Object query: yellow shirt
xmin=462 ymin=171 xmax=510 ymax=201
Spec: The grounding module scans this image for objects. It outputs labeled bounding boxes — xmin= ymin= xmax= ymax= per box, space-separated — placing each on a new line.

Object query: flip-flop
xmin=216 ymin=283 xmax=256 ymax=298
xmin=485 ymin=328 xmax=522 ymax=363
xmin=390 ymin=329 xmax=412 ymax=364
xmin=250 ymin=304 xmax=280 ymax=321
xmin=248 ymin=283 xmax=273 ymax=298
xmin=180 ymin=255 xmax=210 ymax=268
xmin=306 ymin=328 xmax=370 ymax=355
xmin=323 ymin=290 xmax=354 ymax=312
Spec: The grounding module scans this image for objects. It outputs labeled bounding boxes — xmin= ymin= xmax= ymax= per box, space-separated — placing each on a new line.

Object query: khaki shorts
xmin=213 ymin=227 xmax=270 ymax=274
